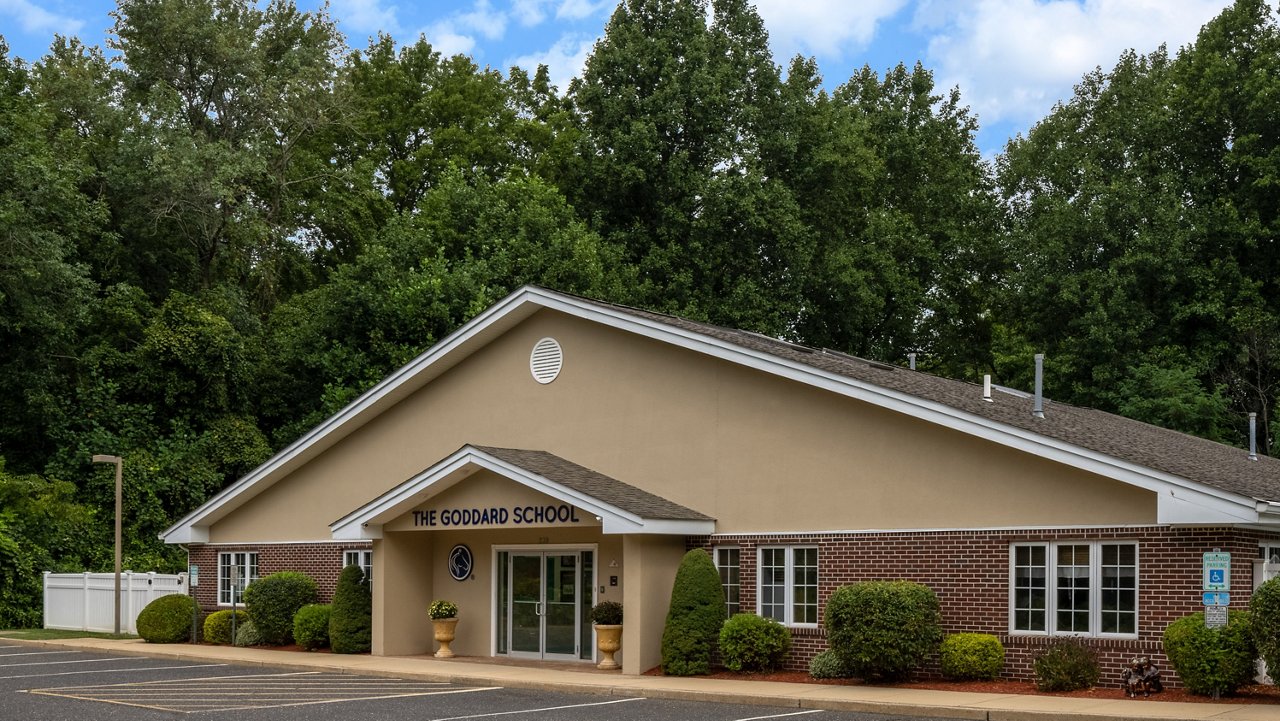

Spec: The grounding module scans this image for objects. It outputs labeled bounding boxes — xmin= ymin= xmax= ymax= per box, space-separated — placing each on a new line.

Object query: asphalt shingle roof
xmin=472 ymin=445 xmax=713 ymax=521
xmin=564 ymin=293 xmax=1280 ymax=504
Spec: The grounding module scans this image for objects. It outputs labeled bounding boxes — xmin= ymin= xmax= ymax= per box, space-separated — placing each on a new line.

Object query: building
xmin=162 ymin=286 xmax=1280 ymax=679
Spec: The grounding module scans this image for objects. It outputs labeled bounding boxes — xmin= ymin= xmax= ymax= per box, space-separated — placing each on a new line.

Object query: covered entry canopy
xmin=330 ymin=444 xmax=715 ymax=539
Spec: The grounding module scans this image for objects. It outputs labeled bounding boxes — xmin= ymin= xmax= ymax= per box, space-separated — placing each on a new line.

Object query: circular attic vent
xmin=530 ymin=337 xmax=563 ymax=384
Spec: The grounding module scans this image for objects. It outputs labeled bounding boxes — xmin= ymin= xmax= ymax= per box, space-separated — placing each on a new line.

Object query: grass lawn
xmin=0 ymin=628 xmax=138 ymax=640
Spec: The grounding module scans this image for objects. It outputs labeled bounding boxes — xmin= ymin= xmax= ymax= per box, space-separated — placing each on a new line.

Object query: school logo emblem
xmin=449 ymin=544 xmax=473 ymax=581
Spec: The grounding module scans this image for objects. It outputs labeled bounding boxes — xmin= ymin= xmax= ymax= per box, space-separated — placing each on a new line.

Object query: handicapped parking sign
xmin=1203 ymin=552 xmax=1230 ymax=591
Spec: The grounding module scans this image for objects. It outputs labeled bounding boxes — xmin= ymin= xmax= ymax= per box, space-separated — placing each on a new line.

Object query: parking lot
xmin=0 ymin=643 xmax=934 ymax=721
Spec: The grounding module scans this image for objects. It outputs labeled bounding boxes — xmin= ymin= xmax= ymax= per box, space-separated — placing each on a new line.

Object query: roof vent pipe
xmin=1033 ymin=354 xmax=1045 ymax=419
xmin=908 ymin=352 xmax=916 ymax=370
xmin=1249 ymin=412 xmax=1259 ymax=461
xmin=983 ymin=375 xmax=993 ymax=402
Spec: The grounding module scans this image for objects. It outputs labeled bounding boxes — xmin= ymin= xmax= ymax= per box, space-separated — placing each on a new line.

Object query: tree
xmin=329 ymin=564 xmax=372 ymax=653
xmin=660 ymin=549 xmax=726 ymax=675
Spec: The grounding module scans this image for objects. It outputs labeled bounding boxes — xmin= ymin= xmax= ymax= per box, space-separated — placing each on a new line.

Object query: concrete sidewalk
xmin=5 ymin=636 xmax=1276 ymax=721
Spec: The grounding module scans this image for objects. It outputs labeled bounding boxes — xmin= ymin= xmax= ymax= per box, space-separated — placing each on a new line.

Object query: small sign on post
xmin=1205 ymin=605 xmax=1228 ymax=628
xmin=189 ymin=564 xmax=199 ymax=587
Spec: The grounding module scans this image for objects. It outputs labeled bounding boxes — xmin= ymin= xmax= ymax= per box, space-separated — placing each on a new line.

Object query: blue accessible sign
xmin=1202 ymin=591 xmax=1231 ymax=606
xmin=1203 ymin=552 xmax=1231 ymax=591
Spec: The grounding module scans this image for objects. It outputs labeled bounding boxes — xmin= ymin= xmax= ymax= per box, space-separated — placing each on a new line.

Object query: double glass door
xmin=500 ymin=550 xmax=593 ymax=661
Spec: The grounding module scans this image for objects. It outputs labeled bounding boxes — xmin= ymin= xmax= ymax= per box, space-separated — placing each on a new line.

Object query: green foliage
xmin=234 ymin=618 xmax=263 ymax=647
xmin=242 ymin=571 xmax=317 ymax=645
xmin=428 ymin=599 xmax=458 ymax=619
xmin=292 ymin=604 xmax=331 ymax=651
xmin=939 ymin=633 xmax=1004 ymax=681
xmin=589 ymin=601 xmax=623 ymax=625
xmin=718 ymin=614 xmax=791 ymax=672
xmin=808 ymin=648 xmax=855 ymax=679
xmin=660 ymin=549 xmax=727 ymax=676
xmin=823 ymin=581 xmax=942 ymax=681
xmin=136 ymin=594 xmax=196 ymax=644
xmin=202 ymin=609 xmax=246 ymax=644
xmin=1251 ymin=577 xmax=1280 ymax=684
xmin=1164 ymin=611 xmax=1257 ymax=697
xmin=329 ymin=565 xmax=372 ymax=654
xmin=1033 ymin=639 xmax=1100 ymax=692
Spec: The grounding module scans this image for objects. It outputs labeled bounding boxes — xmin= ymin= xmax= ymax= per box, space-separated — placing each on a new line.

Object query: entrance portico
xmin=330 ymin=445 xmax=714 ymax=673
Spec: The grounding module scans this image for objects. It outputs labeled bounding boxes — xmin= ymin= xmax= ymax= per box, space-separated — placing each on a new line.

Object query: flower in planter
xmin=590 ymin=601 xmax=623 ymax=625
xmin=429 ymin=600 xmax=458 ymax=619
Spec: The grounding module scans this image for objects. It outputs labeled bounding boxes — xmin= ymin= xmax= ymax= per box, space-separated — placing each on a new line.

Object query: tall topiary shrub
xmin=136 ymin=594 xmax=196 ymax=644
xmin=242 ymin=571 xmax=317 ymax=645
xmin=719 ymin=613 xmax=791 ymax=672
xmin=1251 ymin=576 xmax=1280 ymax=685
xmin=660 ymin=549 xmax=726 ymax=675
xmin=823 ymin=580 xmax=942 ymax=681
xmin=1164 ymin=611 xmax=1256 ymax=698
xmin=329 ymin=564 xmax=372 ymax=654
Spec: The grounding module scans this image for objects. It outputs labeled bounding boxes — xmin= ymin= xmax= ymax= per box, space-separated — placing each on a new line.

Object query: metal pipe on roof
xmin=1249 ymin=412 xmax=1259 ymax=461
xmin=1033 ymin=354 xmax=1045 ymax=419
xmin=983 ymin=375 xmax=993 ymax=402
xmin=908 ymin=352 xmax=916 ymax=370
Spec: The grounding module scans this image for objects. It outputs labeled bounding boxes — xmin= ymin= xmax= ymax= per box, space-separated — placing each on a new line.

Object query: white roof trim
xmin=164 ymin=286 xmax=1274 ymax=543
xmin=329 ymin=445 xmax=714 ymax=539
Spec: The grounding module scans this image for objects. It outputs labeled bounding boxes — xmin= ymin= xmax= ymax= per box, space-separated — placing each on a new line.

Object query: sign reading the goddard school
xmin=411 ymin=503 xmax=583 ymax=529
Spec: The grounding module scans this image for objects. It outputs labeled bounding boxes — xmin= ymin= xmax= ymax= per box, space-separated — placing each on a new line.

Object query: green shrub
xmin=660 ymin=549 xmax=726 ymax=676
xmin=940 ymin=633 xmax=1005 ymax=681
xmin=1164 ymin=611 xmax=1256 ymax=697
xmin=243 ymin=571 xmax=317 ymax=645
xmin=1033 ymin=639 xmax=1099 ymax=691
xmin=136 ymin=594 xmax=196 ymax=644
xmin=719 ymin=614 xmax=790 ymax=672
xmin=809 ymin=648 xmax=855 ymax=679
xmin=1251 ymin=577 xmax=1280 ymax=684
xmin=590 ymin=601 xmax=623 ymax=625
xmin=202 ymin=609 xmax=247 ymax=644
xmin=428 ymin=599 xmax=458 ymax=619
xmin=329 ymin=565 xmax=372 ymax=654
xmin=823 ymin=581 xmax=942 ymax=681
xmin=234 ymin=618 xmax=263 ymax=646
xmin=293 ymin=604 xmax=332 ymax=651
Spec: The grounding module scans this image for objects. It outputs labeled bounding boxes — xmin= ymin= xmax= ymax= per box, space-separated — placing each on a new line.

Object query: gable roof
xmin=163 ymin=285 xmax=1280 ymax=543
xmin=330 ymin=444 xmax=713 ymax=539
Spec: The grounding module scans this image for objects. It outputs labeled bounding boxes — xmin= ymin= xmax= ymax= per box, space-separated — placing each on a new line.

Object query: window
xmin=758 ymin=546 xmax=818 ymax=626
xmin=344 ymin=549 xmax=373 ymax=582
xmin=1260 ymin=544 xmax=1280 ymax=564
xmin=1010 ymin=542 xmax=1137 ymax=636
xmin=218 ymin=551 xmax=258 ymax=605
xmin=715 ymin=547 xmax=740 ymax=617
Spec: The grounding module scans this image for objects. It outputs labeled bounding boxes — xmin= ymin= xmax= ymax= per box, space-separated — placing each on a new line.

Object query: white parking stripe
xmin=431 ymin=697 xmax=646 ymax=720
xmin=734 ymin=711 xmax=824 ymax=721
xmin=0 ymin=651 xmax=80 ymax=658
xmin=202 ymin=686 xmax=502 ymax=713
xmin=0 ymin=657 xmax=136 ymax=668
xmin=0 ymin=663 xmax=227 ymax=680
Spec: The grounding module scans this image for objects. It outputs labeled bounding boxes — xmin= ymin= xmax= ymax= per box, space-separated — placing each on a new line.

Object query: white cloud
xmin=424 ymin=25 xmax=478 ymax=56
xmin=507 ymin=33 xmax=596 ymax=92
xmin=0 ymin=0 xmax=84 ymax=37
xmin=751 ymin=0 xmax=909 ymax=60
xmin=555 ymin=0 xmax=612 ymax=21
xmin=421 ymin=0 xmax=508 ymax=58
xmin=918 ymin=0 xmax=1232 ymax=127
xmin=512 ymin=0 xmax=552 ymax=26
xmin=457 ymin=0 xmax=508 ymax=39
xmin=331 ymin=0 xmax=402 ymax=35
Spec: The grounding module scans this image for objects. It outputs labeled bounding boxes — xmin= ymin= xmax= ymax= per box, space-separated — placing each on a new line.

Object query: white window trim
xmin=714 ymin=546 xmax=742 ymax=617
xmin=1259 ymin=543 xmax=1280 ymax=564
xmin=217 ymin=551 xmax=258 ymax=607
xmin=756 ymin=546 xmax=820 ymax=628
xmin=344 ymin=549 xmax=373 ymax=580
xmin=1008 ymin=541 xmax=1139 ymax=639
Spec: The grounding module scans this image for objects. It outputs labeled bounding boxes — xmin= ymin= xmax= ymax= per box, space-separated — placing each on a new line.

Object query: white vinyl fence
xmin=1254 ymin=560 xmax=1280 ymax=684
xmin=43 ymin=571 xmax=189 ymax=634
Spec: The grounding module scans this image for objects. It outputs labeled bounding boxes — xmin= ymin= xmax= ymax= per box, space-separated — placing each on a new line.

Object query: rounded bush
xmin=940 ymin=633 xmax=1005 ymax=680
xmin=429 ymin=599 xmax=458 ymax=619
xmin=243 ymin=571 xmax=317 ymax=645
xmin=719 ymin=613 xmax=790 ymax=672
xmin=1033 ymin=639 xmax=1099 ymax=691
xmin=293 ymin=604 xmax=332 ymax=651
xmin=329 ymin=565 xmax=372 ymax=654
xmin=136 ymin=594 xmax=196 ymax=644
xmin=660 ymin=549 xmax=727 ymax=676
xmin=1164 ymin=611 xmax=1256 ymax=697
xmin=809 ymin=648 xmax=855 ymax=679
xmin=202 ymin=609 xmax=247 ymax=644
xmin=590 ymin=601 xmax=623 ymax=625
xmin=234 ymin=618 xmax=264 ymax=647
xmin=823 ymin=581 xmax=942 ymax=681
xmin=1251 ymin=577 xmax=1280 ymax=684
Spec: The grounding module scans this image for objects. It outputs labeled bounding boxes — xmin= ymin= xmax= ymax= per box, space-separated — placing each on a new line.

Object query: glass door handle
xmin=536 ymin=602 xmax=542 ymax=616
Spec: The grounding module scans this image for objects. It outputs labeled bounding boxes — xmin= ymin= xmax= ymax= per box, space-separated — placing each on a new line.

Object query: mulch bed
xmin=644 ymin=668 xmax=1280 ymax=705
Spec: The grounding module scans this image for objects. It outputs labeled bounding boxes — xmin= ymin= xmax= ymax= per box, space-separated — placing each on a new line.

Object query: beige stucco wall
xmin=209 ymin=309 xmax=1154 ymax=544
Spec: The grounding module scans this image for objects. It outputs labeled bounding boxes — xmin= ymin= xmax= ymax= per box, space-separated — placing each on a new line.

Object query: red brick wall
xmin=689 ymin=526 xmax=1279 ymax=686
xmin=187 ymin=542 xmax=373 ymax=611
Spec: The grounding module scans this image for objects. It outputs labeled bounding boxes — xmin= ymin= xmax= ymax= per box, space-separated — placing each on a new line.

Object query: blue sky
xmin=0 ymin=0 xmax=1244 ymax=155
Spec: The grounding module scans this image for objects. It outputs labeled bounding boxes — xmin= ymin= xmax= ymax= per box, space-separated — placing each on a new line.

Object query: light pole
xmin=91 ymin=454 xmax=123 ymax=636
